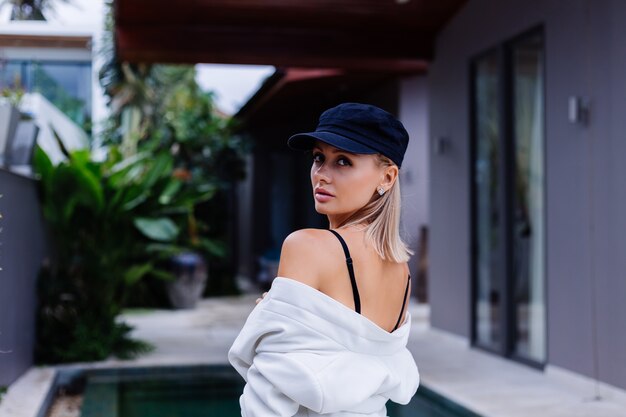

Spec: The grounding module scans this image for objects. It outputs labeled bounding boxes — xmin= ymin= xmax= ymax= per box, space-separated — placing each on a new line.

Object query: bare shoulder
xmin=276 ymin=228 xmax=334 ymax=290
xmin=404 ymin=261 xmax=412 ymax=295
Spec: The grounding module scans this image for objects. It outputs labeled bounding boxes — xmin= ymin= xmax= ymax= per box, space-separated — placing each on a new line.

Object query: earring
xmin=377 ymin=186 xmax=385 ymax=196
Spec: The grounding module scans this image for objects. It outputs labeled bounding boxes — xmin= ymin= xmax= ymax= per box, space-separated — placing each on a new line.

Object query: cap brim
xmin=287 ymin=131 xmax=378 ymax=154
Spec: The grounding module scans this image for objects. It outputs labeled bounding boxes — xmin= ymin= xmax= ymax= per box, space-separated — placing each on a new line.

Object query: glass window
xmin=0 ymin=61 xmax=24 ymax=89
xmin=473 ymin=52 xmax=503 ymax=350
xmin=0 ymin=60 xmax=92 ymax=133
xmin=511 ymin=33 xmax=546 ymax=362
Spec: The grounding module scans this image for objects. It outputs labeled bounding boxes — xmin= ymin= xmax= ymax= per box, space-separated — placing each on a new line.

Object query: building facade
xmin=427 ymin=0 xmax=626 ymax=393
xmin=234 ymin=0 xmax=626 ymax=397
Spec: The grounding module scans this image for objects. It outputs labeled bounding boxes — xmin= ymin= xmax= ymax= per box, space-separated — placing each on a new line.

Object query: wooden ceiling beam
xmin=116 ymin=25 xmax=433 ymax=71
xmin=114 ymin=0 xmax=467 ymax=68
xmin=116 ymin=0 xmax=462 ymax=32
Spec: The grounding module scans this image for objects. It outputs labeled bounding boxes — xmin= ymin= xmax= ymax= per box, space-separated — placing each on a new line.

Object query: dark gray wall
xmin=0 ymin=169 xmax=47 ymax=386
xmin=398 ymin=76 xmax=430 ymax=294
xmin=428 ymin=0 xmax=626 ymax=390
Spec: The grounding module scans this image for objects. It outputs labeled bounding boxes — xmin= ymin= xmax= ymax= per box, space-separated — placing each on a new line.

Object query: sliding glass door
xmin=470 ymin=27 xmax=546 ymax=366
xmin=511 ymin=32 xmax=546 ymax=363
xmin=472 ymin=51 xmax=503 ymax=351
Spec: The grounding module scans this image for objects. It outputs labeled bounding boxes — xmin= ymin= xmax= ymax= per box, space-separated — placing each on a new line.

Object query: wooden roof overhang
xmin=114 ymin=0 xmax=466 ymax=71
xmin=235 ymin=68 xmax=401 ymax=126
xmin=0 ymin=34 xmax=91 ymax=49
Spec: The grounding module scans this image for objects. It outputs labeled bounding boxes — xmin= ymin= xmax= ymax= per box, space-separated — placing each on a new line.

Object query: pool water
xmin=77 ymin=365 xmax=481 ymax=417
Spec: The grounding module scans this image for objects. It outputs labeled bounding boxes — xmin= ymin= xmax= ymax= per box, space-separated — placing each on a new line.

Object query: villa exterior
xmin=2 ymin=0 xmax=624 ymax=402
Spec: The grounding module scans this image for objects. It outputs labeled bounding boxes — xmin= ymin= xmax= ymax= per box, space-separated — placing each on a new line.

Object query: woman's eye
xmin=312 ymin=152 xmax=350 ymax=166
xmin=312 ymin=152 xmax=323 ymax=163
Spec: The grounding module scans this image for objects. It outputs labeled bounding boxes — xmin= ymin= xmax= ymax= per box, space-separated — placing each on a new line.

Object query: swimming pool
xmin=68 ymin=365 xmax=481 ymax=417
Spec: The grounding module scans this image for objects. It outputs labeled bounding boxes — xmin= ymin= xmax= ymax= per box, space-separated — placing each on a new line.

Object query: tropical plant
xmin=98 ymin=0 xmax=160 ymax=156
xmin=0 ymin=0 xmax=74 ymax=21
xmin=97 ymin=0 xmax=250 ymax=299
xmin=32 ymin=134 xmax=226 ymax=362
xmin=24 ymin=0 xmax=248 ymax=364
xmin=0 ymin=84 xmax=25 ymax=107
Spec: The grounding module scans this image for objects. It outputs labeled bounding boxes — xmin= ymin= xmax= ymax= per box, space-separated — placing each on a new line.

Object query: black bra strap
xmin=393 ymin=274 xmax=411 ymax=331
xmin=328 ymin=229 xmax=361 ymax=314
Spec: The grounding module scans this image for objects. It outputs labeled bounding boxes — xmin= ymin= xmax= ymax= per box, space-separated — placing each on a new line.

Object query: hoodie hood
xmin=267 ymin=277 xmax=411 ymax=354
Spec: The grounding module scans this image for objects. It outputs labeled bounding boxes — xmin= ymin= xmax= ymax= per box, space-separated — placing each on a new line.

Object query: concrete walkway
xmin=1 ymin=294 xmax=626 ymax=417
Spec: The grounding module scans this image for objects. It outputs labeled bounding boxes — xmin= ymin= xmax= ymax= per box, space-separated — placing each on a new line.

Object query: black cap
xmin=287 ymin=102 xmax=409 ymax=168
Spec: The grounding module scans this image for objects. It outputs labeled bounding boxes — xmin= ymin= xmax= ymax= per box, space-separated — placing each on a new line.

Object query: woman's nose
xmin=312 ymin=164 xmax=331 ymax=183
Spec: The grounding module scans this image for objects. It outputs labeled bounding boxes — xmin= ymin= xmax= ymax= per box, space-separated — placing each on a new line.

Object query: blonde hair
xmin=336 ymin=154 xmax=415 ymax=263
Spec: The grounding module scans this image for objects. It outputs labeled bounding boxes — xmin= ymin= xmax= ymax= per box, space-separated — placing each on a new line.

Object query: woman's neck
xmin=330 ymin=221 xmax=368 ymax=232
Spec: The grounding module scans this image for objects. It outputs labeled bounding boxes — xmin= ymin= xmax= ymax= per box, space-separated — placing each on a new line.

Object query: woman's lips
xmin=315 ymin=192 xmax=334 ymax=202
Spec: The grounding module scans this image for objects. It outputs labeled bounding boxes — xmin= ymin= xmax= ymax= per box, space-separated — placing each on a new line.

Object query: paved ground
xmin=1 ymin=293 xmax=626 ymax=417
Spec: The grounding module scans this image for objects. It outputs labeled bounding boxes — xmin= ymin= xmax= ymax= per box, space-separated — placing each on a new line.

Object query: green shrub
xmin=32 ymin=142 xmax=224 ymax=363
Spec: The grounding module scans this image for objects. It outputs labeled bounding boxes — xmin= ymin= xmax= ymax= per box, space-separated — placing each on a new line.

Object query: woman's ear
xmin=381 ymin=165 xmax=398 ymax=189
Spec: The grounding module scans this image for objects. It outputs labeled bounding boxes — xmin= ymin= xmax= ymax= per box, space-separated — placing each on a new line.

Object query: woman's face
xmin=310 ymin=140 xmax=389 ymax=221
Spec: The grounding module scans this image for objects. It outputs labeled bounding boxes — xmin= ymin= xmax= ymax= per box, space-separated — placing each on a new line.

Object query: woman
xmin=228 ymin=103 xmax=420 ymax=417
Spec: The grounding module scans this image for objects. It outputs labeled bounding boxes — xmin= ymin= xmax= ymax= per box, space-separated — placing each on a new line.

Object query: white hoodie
xmin=227 ymin=276 xmax=420 ymax=417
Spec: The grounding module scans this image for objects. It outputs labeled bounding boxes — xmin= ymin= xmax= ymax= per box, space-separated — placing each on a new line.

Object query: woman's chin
xmin=314 ymin=203 xmax=333 ymax=214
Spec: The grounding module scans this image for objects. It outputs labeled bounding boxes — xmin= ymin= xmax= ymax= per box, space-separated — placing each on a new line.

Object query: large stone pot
xmin=165 ymin=252 xmax=208 ymax=309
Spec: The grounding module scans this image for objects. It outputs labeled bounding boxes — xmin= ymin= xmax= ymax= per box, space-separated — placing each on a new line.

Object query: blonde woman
xmin=228 ymin=103 xmax=420 ymax=417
